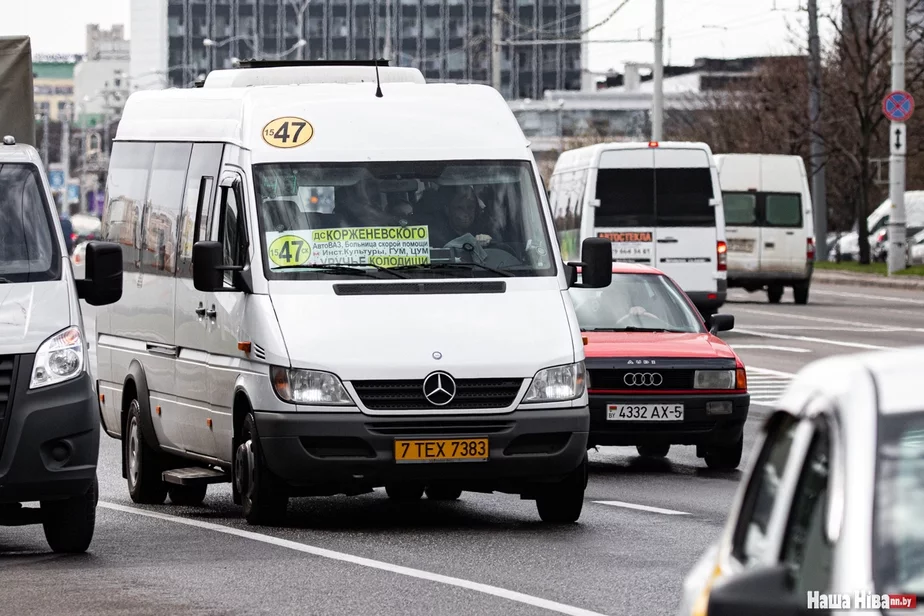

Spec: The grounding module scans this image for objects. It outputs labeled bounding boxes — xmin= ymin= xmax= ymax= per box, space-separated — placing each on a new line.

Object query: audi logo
xmin=624 ymin=372 xmax=663 ymax=387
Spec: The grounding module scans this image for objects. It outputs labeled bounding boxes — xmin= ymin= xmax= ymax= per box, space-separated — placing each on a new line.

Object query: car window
xmin=732 ymin=413 xmax=800 ymax=567
xmin=212 ymin=181 xmax=247 ymax=287
xmin=764 ymin=194 xmax=803 ymax=228
xmin=595 ymin=168 xmax=655 ymax=227
xmin=0 ymin=163 xmax=61 ymax=282
xmin=723 ymin=192 xmax=758 ymax=226
xmin=654 ymin=168 xmax=716 ymax=227
xmin=570 ymin=272 xmax=705 ymax=333
xmin=874 ymin=411 xmax=924 ymax=598
xmin=781 ymin=421 xmax=832 ymax=595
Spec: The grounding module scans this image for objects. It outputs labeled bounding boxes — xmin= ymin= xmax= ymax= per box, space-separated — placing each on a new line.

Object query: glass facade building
xmin=158 ymin=0 xmax=584 ymax=98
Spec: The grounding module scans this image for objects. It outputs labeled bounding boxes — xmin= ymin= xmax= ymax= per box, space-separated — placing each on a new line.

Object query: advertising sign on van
xmin=266 ymin=225 xmax=432 ymax=269
xmin=596 ymin=229 xmax=653 ymax=263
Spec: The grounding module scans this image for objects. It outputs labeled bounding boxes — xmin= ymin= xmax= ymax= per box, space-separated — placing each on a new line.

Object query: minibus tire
xmin=636 ymin=444 xmax=670 ymax=458
xmin=535 ymin=455 xmax=587 ymax=524
xmin=425 ymin=486 xmax=463 ymax=501
xmin=793 ymin=282 xmax=810 ymax=305
xmin=704 ymin=436 xmax=743 ymax=471
xmin=42 ymin=475 xmax=98 ymax=554
xmin=168 ymin=484 xmax=208 ymax=507
xmin=237 ymin=413 xmax=288 ymax=525
xmin=767 ymin=284 xmax=784 ymax=304
xmin=125 ymin=399 xmax=167 ymax=505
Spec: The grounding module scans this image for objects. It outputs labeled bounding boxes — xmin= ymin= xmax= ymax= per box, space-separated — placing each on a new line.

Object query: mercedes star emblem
xmin=623 ymin=372 xmax=664 ymax=387
xmin=422 ymin=371 xmax=456 ymax=406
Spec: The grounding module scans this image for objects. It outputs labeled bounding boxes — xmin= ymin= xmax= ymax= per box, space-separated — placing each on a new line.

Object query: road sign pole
xmin=888 ymin=0 xmax=907 ymax=274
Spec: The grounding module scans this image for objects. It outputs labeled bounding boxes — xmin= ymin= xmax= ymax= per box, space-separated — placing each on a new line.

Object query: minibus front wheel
xmin=236 ymin=413 xmax=288 ymax=525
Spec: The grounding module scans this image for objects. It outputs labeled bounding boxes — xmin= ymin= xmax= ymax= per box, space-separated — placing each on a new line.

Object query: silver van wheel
xmin=127 ymin=416 xmax=141 ymax=489
xmin=124 ymin=398 xmax=167 ymax=504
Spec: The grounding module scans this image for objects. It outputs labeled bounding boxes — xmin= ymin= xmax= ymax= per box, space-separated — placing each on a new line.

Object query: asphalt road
xmin=2 ymin=282 xmax=922 ymax=616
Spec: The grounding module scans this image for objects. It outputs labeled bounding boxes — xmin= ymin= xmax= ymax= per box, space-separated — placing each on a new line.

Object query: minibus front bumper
xmin=0 ymin=355 xmax=99 ymax=505
xmin=254 ymin=406 xmax=589 ymax=493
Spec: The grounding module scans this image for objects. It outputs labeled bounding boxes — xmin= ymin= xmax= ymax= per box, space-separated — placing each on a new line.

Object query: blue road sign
xmin=67 ymin=182 xmax=80 ymax=203
xmin=883 ymin=90 xmax=915 ymax=122
xmin=48 ymin=169 xmax=65 ymax=190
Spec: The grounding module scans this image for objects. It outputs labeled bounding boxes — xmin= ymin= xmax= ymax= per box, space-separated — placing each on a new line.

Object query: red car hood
xmin=582 ymin=331 xmax=736 ymax=360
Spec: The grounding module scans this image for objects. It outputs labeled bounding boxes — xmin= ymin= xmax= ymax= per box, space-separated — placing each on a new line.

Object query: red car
xmin=571 ymin=263 xmax=749 ymax=470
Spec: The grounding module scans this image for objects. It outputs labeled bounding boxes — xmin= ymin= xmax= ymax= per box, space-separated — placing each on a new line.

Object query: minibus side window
xmin=214 ymin=181 xmax=248 ymax=288
xmin=143 ymin=142 xmax=192 ymax=275
xmin=178 ymin=143 xmax=222 ymax=278
xmin=103 ymin=141 xmax=154 ymax=272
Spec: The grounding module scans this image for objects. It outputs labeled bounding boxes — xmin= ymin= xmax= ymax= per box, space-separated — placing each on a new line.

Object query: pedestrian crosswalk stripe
xmin=746 ymin=367 xmax=795 ymax=407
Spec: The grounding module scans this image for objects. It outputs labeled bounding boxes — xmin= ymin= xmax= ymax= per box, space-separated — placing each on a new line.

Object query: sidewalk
xmin=813 ymin=270 xmax=924 ymax=290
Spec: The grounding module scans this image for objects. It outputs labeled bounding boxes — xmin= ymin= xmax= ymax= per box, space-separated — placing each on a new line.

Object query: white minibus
xmin=95 ymin=63 xmax=612 ymax=525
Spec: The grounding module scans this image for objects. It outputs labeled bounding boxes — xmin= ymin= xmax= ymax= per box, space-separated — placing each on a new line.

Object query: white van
xmin=0 ymin=136 xmax=122 ymax=552
xmin=714 ymin=154 xmax=815 ymax=304
xmin=95 ymin=66 xmax=613 ymax=525
xmin=549 ymin=141 xmax=728 ymax=317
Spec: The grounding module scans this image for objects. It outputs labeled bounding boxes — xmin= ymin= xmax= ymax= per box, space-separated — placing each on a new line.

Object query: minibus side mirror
xmin=567 ymin=237 xmax=612 ymax=288
xmin=76 ymin=241 xmax=123 ymax=306
xmin=193 ymin=241 xmax=242 ymax=292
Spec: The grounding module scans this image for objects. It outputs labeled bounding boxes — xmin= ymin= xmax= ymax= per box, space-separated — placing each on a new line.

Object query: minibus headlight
xmin=523 ymin=362 xmax=586 ymax=402
xmin=31 ymin=326 xmax=85 ymax=389
xmin=693 ymin=370 xmax=735 ymax=390
xmin=271 ymin=367 xmax=353 ymax=405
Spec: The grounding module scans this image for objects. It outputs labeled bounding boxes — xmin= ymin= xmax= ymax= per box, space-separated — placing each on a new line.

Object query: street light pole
xmin=492 ymin=1 xmax=503 ymax=93
xmin=888 ymin=0 xmax=908 ymax=273
xmin=383 ymin=0 xmax=393 ymax=61
xmin=808 ymin=0 xmax=828 ymax=261
xmin=652 ymin=0 xmax=664 ymax=140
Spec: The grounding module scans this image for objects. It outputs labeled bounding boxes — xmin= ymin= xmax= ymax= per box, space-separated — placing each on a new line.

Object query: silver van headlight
xmin=31 ymin=326 xmax=85 ymax=389
xmin=523 ymin=361 xmax=586 ymax=402
xmin=271 ymin=367 xmax=353 ymax=405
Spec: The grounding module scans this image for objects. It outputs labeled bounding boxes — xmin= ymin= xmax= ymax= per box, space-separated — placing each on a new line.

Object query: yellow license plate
xmin=394 ymin=438 xmax=489 ymax=463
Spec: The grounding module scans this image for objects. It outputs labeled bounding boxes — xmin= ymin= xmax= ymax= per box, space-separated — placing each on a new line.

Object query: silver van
xmin=0 ymin=136 xmax=123 ymax=552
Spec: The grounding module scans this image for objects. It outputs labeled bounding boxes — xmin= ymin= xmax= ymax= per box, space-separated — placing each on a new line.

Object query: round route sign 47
xmin=883 ymin=90 xmax=915 ymax=122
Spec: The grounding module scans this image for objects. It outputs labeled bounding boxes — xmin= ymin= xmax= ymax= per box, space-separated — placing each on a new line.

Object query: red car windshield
xmin=569 ymin=273 xmax=705 ymax=333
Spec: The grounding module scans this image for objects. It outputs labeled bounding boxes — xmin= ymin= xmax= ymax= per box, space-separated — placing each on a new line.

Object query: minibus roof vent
xmin=202 ymin=60 xmax=426 ymax=88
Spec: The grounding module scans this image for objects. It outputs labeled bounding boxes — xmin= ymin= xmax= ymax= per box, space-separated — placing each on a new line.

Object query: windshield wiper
xmin=392 ymin=262 xmax=514 ymax=278
xmin=584 ymin=327 xmax=689 ymax=333
xmin=272 ymin=263 xmax=408 ymax=279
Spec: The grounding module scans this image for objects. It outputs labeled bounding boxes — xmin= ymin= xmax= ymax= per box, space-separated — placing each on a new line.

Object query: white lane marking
xmin=734 ymin=307 xmax=924 ymax=333
xmin=812 ymin=288 xmax=924 ymax=306
xmin=746 ymin=367 xmax=797 ymax=406
xmin=98 ymin=502 xmax=607 ymax=616
xmin=731 ymin=344 xmax=811 ymax=353
xmin=593 ymin=500 xmax=690 ymax=516
xmin=735 ymin=325 xmax=902 ymax=331
xmin=735 ymin=328 xmax=893 ymax=351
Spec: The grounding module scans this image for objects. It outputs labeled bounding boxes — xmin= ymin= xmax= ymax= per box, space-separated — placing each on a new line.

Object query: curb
xmin=813 ymin=271 xmax=924 ymax=291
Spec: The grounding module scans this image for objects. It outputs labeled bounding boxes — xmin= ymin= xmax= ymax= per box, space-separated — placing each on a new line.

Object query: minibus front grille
xmin=333 ymin=281 xmax=506 ymax=296
xmin=366 ymin=420 xmax=515 ymax=436
xmin=0 ymin=355 xmax=17 ymax=456
xmin=588 ymin=369 xmax=694 ymax=391
xmin=352 ymin=378 xmax=523 ymax=411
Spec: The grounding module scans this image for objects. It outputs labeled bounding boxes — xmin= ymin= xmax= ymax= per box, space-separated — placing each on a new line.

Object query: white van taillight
xmin=717 ymin=241 xmax=728 ymax=271
xmin=807 ymin=238 xmax=816 ymax=261
xmin=648 ymin=141 xmax=659 ymax=148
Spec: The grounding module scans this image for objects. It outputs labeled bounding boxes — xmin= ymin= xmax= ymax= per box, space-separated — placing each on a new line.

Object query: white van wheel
xmin=767 ymin=285 xmax=784 ymax=304
xmin=793 ymin=281 xmax=810 ymax=305
xmin=125 ymin=399 xmax=167 ymax=505
xmin=535 ymin=455 xmax=587 ymax=524
xmin=42 ymin=475 xmax=98 ymax=553
xmin=236 ymin=414 xmax=288 ymax=525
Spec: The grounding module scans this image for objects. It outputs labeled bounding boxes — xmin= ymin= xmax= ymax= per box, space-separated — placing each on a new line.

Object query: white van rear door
xmin=760 ymin=157 xmax=807 ymax=275
xmin=717 ymin=155 xmax=761 ymax=273
xmin=653 ymin=147 xmax=718 ymax=294
xmin=593 ymin=148 xmax=656 ymax=265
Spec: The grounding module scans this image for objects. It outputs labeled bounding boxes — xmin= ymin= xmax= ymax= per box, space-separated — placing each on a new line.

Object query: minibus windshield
xmin=253 ymin=160 xmax=557 ymax=279
xmin=0 ymin=163 xmax=61 ymax=283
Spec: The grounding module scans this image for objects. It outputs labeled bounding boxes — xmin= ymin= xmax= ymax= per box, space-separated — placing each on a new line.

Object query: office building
xmin=33 ymin=55 xmax=80 ymax=121
xmin=130 ymin=0 xmax=587 ymax=99
xmin=75 ymin=25 xmax=131 ymax=125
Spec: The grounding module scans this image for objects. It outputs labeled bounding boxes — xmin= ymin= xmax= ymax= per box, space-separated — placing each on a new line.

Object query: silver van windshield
xmin=0 ymin=163 xmax=61 ymax=283
xmin=252 ymin=160 xmax=557 ymax=279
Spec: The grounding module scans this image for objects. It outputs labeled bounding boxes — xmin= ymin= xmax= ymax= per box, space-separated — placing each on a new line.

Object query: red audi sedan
xmin=571 ymin=263 xmax=749 ymax=470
